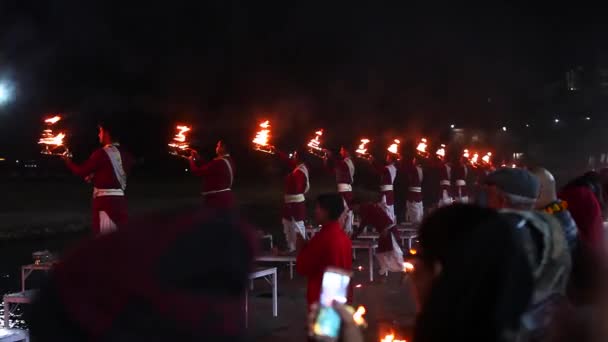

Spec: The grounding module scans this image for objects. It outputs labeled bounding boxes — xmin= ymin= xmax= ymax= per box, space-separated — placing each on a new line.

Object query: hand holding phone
xmin=311 ymin=268 xmax=352 ymax=340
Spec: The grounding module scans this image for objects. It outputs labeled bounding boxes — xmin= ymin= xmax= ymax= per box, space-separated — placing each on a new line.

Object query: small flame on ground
xmin=387 ymin=139 xmax=400 ymax=155
xmin=403 ymin=262 xmax=414 ymax=273
xmin=409 ymin=248 xmax=417 ymax=255
xmin=380 ymin=333 xmax=407 ymax=342
xmin=353 ymin=306 xmax=367 ymax=326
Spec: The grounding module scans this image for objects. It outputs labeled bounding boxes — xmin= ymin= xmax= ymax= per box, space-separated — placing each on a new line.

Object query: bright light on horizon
xmin=0 ymin=81 xmax=14 ymax=105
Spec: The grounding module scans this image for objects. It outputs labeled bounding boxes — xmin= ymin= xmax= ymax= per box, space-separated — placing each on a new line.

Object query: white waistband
xmin=337 ymin=183 xmax=353 ymax=192
xmin=93 ymin=188 xmax=124 ymax=198
xmin=380 ymin=185 xmax=394 ymax=192
xmin=408 ymin=187 xmax=422 ymax=193
xmin=440 ymin=180 xmax=451 ymax=186
xmin=455 ymin=180 xmax=466 ymax=186
xmin=284 ymin=194 xmax=305 ymax=203
xmin=202 ymin=188 xmax=231 ymax=196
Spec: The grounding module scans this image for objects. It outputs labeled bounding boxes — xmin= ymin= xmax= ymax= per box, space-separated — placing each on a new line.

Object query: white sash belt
xmin=337 ymin=183 xmax=353 ymax=192
xmin=408 ymin=187 xmax=422 ymax=193
xmin=93 ymin=188 xmax=124 ymax=198
xmin=284 ymin=194 xmax=305 ymax=203
xmin=202 ymin=188 xmax=231 ymax=196
xmin=440 ymin=180 xmax=451 ymax=186
xmin=455 ymin=180 xmax=466 ymax=186
xmin=380 ymin=185 xmax=394 ymax=192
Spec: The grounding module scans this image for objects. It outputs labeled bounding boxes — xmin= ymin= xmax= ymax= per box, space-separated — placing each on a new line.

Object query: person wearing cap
xmin=481 ymin=167 xmax=540 ymax=210
xmin=531 ymin=167 xmax=578 ymax=251
xmin=63 ymin=121 xmax=134 ymax=235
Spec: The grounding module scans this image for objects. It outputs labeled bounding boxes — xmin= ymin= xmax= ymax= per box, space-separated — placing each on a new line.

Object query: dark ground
xmin=0 ymin=176 xmax=416 ymax=340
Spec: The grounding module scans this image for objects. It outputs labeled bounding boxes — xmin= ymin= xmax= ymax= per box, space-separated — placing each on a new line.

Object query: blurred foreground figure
xmin=412 ymin=205 xmax=534 ymax=342
xmin=297 ymin=194 xmax=352 ymax=308
xmin=28 ymin=208 xmax=255 ymax=342
xmin=63 ymin=121 xmax=134 ymax=235
xmin=531 ymin=167 xmax=578 ymax=250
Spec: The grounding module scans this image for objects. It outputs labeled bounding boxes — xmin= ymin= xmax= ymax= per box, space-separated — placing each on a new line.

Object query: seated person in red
xmin=296 ymin=193 xmax=353 ymax=309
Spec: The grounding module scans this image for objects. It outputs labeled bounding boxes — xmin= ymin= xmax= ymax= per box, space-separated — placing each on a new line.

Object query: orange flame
xmin=307 ymin=129 xmax=324 ymax=156
xmin=356 ymin=138 xmax=371 ymax=158
xmin=416 ymin=138 xmax=428 ymax=155
xmin=380 ymin=332 xmax=407 ymax=342
xmin=44 ymin=116 xmax=62 ymax=124
xmin=463 ymin=149 xmax=470 ymax=159
xmin=403 ymin=262 xmax=414 ymax=273
xmin=436 ymin=144 xmax=446 ymax=158
xmin=38 ymin=132 xmax=66 ymax=146
xmin=387 ymin=139 xmax=400 ymax=155
xmin=168 ymin=125 xmax=191 ymax=151
xmin=353 ymin=306 xmax=367 ymax=326
xmin=409 ymin=248 xmax=418 ymax=255
xmin=482 ymin=152 xmax=492 ymax=165
xmin=253 ymin=120 xmax=274 ymax=153
xmin=471 ymin=153 xmax=479 ymax=165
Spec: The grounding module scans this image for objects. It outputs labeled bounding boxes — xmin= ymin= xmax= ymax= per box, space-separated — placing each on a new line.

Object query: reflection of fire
xmin=38 ymin=115 xmax=71 ymax=157
xmin=252 ymin=120 xmax=275 ymax=154
xmin=380 ymin=332 xmax=407 ymax=342
xmin=436 ymin=144 xmax=446 ymax=159
xmin=306 ymin=129 xmax=325 ymax=157
xmin=416 ymin=138 xmax=428 ymax=156
xmin=356 ymin=138 xmax=371 ymax=159
xmin=168 ymin=125 xmax=192 ymax=158
xmin=387 ymin=139 xmax=400 ymax=155
xmin=353 ymin=306 xmax=367 ymax=326
xmin=403 ymin=262 xmax=414 ymax=273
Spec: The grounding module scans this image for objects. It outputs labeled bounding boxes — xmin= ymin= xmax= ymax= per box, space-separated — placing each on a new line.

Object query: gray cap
xmin=484 ymin=168 xmax=540 ymax=199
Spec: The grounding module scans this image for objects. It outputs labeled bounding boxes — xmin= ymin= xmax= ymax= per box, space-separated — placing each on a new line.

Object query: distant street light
xmin=525 ymin=123 xmax=530 ymax=128
xmin=450 ymin=124 xmax=455 ymax=129
xmin=554 ymin=118 xmax=560 ymax=123
xmin=502 ymin=126 xmax=507 ymax=132
xmin=585 ymin=116 xmax=591 ymax=121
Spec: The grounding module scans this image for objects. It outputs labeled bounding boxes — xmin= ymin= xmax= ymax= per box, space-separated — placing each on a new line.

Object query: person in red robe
xmin=403 ymin=156 xmax=424 ymax=224
xmin=437 ymin=153 xmax=453 ymax=207
xmin=63 ymin=122 xmax=134 ymax=235
xmin=279 ymin=150 xmax=310 ymax=252
xmin=368 ymin=153 xmax=398 ymax=223
xmin=189 ymin=140 xmax=235 ymax=210
xmin=452 ymin=156 xmax=469 ymax=203
xmin=296 ymin=194 xmax=352 ymax=308
xmin=324 ymin=146 xmax=355 ymax=234
xmin=352 ymin=202 xmax=404 ymax=276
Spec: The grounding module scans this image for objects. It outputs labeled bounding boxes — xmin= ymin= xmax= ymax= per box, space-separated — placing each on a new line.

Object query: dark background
xmin=0 ymin=1 xmax=606 ymax=173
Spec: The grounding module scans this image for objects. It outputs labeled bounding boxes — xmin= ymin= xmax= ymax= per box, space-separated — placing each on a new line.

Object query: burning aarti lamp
xmin=168 ymin=125 xmax=193 ymax=159
xmin=306 ymin=129 xmax=326 ymax=158
xmin=38 ymin=116 xmax=72 ymax=158
xmin=252 ymin=120 xmax=276 ymax=154
xmin=355 ymin=138 xmax=372 ymax=160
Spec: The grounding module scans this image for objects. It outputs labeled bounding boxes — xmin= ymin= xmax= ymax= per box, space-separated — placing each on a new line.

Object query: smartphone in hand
xmin=312 ymin=267 xmax=352 ymax=340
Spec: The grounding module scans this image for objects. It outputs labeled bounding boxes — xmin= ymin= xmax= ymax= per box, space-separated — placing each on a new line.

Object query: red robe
xmin=66 ymin=145 xmax=134 ymax=235
xmin=326 ymin=156 xmax=355 ymax=207
xmin=452 ymin=162 xmax=469 ymax=199
xmin=190 ymin=155 xmax=236 ymax=209
xmin=373 ymin=161 xmax=397 ymax=206
xmin=439 ymin=162 xmax=452 ymax=198
xmin=356 ymin=203 xmax=401 ymax=253
xmin=280 ymin=154 xmax=309 ymax=222
xmin=403 ymin=162 xmax=423 ymax=202
xmin=296 ymin=220 xmax=353 ymax=306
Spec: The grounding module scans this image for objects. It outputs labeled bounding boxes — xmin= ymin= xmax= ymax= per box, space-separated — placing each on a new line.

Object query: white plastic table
xmin=246 ymin=267 xmax=278 ymax=327
xmin=352 ymin=240 xmax=378 ymax=282
xmin=255 ymin=255 xmax=296 ymax=279
xmin=3 ymin=290 xmax=37 ymax=328
xmin=21 ymin=263 xmax=54 ymax=292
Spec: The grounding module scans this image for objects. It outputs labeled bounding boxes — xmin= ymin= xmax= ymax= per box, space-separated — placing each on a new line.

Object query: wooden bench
xmin=255 ymin=255 xmax=296 ymax=280
xmin=3 ymin=290 xmax=37 ymax=328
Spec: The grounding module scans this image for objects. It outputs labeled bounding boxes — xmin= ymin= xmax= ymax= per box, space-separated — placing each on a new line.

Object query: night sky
xmin=0 ymin=1 xmax=605 ymax=159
